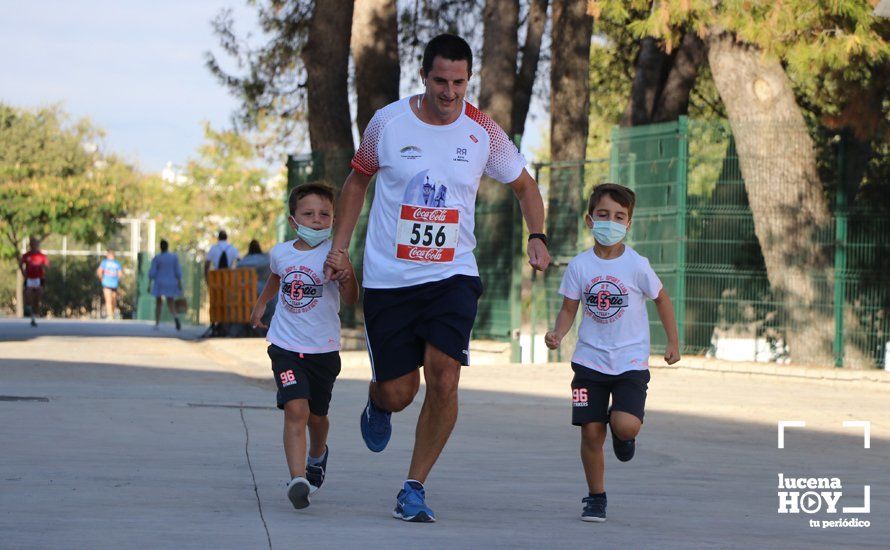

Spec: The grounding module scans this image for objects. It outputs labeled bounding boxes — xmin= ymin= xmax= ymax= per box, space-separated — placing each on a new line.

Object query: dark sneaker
xmin=306 ymin=445 xmax=328 ymax=494
xmin=286 ymin=476 xmax=311 ymax=509
xmin=581 ymin=493 xmax=607 ymax=522
xmin=30 ymin=319 xmax=37 ymax=327
xmin=611 ymin=429 xmax=636 ymax=462
xmin=393 ymin=481 xmax=436 ymax=523
xmin=174 ymin=317 xmax=181 ymax=331
xmin=360 ymin=396 xmax=392 ymax=453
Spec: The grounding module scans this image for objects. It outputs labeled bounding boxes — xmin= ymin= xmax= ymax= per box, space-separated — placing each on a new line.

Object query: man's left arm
xmin=508 ymin=168 xmax=551 ymax=272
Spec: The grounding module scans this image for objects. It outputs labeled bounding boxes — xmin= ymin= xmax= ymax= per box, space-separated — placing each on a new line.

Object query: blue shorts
xmin=363 ymin=275 xmax=483 ymax=383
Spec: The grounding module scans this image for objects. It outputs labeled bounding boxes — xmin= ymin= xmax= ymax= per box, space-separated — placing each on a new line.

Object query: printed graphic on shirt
xmin=279 ymin=265 xmax=324 ymax=313
xmin=583 ymin=275 xmax=629 ymax=323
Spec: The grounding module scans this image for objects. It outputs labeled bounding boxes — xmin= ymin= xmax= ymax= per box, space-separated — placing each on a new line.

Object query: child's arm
xmin=328 ymin=249 xmax=359 ymax=306
xmin=545 ymin=297 xmax=580 ymax=349
xmin=250 ymin=273 xmax=281 ymax=329
xmin=653 ymin=287 xmax=680 ymax=364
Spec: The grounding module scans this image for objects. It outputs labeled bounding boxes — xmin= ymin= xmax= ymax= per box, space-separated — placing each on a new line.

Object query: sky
xmin=0 ymin=1 xmax=254 ymax=173
xmin=0 ymin=1 xmax=546 ymax=174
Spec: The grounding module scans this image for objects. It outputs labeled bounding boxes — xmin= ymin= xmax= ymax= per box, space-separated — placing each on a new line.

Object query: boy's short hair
xmin=422 ymin=34 xmax=473 ymax=75
xmin=587 ymin=183 xmax=636 ymax=219
xmin=288 ymin=183 xmax=336 ymax=215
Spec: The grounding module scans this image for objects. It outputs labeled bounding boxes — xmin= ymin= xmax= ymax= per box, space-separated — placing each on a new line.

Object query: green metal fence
xmin=534 ymin=117 xmax=890 ymax=369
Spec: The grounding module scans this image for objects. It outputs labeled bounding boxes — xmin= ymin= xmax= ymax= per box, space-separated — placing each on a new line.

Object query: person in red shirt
xmin=19 ymin=237 xmax=49 ymax=327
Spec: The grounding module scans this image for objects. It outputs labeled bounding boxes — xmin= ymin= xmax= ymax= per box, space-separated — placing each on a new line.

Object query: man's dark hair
xmin=587 ymin=183 xmax=636 ymax=219
xmin=160 ymin=239 xmax=169 ymax=252
xmin=248 ymin=239 xmax=262 ymax=255
xmin=422 ymin=34 xmax=473 ymax=75
xmin=218 ymin=230 xmax=227 ymax=241
xmin=288 ymin=183 xmax=336 ymax=216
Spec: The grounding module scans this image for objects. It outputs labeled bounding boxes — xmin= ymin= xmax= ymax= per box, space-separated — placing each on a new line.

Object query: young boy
xmin=545 ymin=183 xmax=680 ymax=523
xmin=250 ymin=183 xmax=358 ymax=510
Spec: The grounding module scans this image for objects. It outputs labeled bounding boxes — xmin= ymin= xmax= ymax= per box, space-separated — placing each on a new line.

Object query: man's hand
xmin=324 ymin=248 xmax=351 ymax=282
xmin=527 ymin=239 xmax=551 ymax=271
xmin=544 ymin=330 xmax=562 ymax=350
xmin=664 ymin=342 xmax=681 ymax=365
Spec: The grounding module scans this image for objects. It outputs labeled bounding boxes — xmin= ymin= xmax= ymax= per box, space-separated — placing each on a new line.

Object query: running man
xmin=97 ymin=250 xmax=123 ymax=320
xmin=19 ymin=237 xmax=49 ymax=327
xmin=326 ymin=34 xmax=550 ymax=522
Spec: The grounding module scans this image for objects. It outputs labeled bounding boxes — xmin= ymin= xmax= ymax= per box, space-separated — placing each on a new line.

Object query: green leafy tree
xmin=0 ymin=103 xmax=135 ymax=261
xmin=136 ymin=123 xmax=285 ymax=256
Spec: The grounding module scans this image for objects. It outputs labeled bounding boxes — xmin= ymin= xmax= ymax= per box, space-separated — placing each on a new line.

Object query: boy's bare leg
xmin=581 ymin=422 xmax=607 ymax=494
xmin=307 ymin=413 xmax=329 ymax=458
xmin=407 ymin=344 xmax=461 ymax=484
xmin=609 ymin=410 xmax=642 ymax=441
xmin=283 ymin=399 xmax=310 ymax=478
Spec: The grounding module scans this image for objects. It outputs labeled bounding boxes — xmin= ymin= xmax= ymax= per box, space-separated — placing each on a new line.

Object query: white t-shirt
xmin=206 ymin=241 xmax=240 ymax=269
xmin=558 ymin=246 xmax=663 ymax=375
xmin=266 ymin=240 xmax=341 ymax=354
xmin=351 ymin=97 xmax=527 ymax=289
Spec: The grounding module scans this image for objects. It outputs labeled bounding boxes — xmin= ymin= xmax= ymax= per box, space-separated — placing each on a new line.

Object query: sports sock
xmin=589 ymin=492 xmax=606 ymax=498
xmin=307 ymin=448 xmax=327 ymax=466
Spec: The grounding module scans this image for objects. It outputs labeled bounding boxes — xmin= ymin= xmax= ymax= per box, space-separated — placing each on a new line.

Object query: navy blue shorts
xmin=570 ymin=363 xmax=650 ymax=426
xmin=363 ymin=275 xmax=483 ymax=383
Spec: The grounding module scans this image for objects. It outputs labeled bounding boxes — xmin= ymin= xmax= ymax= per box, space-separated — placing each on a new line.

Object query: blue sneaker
xmin=393 ymin=481 xmax=436 ymax=523
xmin=581 ymin=493 xmax=607 ymax=522
xmin=360 ymin=396 xmax=392 ymax=452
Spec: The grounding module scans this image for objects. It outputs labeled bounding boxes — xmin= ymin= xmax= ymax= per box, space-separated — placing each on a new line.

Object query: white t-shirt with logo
xmin=351 ymin=97 xmax=527 ymax=289
xmin=558 ymin=246 xmax=663 ymax=375
xmin=266 ymin=240 xmax=341 ymax=354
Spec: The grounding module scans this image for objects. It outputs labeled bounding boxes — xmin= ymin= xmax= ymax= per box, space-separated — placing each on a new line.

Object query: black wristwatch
xmin=528 ymin=233 xmax=549 ymax=247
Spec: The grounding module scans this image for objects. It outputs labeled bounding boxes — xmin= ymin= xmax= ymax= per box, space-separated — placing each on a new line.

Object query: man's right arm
xmin=332 ymin=170 xmax=373 ymax=251
xmin=326 ymin=170 xmax=372 ymax=280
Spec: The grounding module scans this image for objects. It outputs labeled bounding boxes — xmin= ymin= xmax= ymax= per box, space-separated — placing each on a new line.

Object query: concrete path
xmin=1 ymin=319 xmax=887 ymax=549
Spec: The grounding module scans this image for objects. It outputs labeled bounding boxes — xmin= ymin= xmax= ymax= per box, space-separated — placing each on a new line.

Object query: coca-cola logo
xmin=407 ymin=247 xmax=445 ymax=261
xmin=410 ymin=207 xmax=449 ymax=222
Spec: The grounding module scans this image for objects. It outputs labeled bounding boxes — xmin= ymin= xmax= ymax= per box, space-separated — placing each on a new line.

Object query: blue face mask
xmin=292 ymin=219 xmax=331 ymax=247
xmin=591 ymin=220 xmax=627 ymax=246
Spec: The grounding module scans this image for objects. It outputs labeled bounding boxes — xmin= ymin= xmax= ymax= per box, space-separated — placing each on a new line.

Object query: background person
xmin=96 ymin=249 xmax=123 ymax=320
xmin=149 ymin=239 xmax=183 ymax=330
xmin=19 ymin=237 xmax=49 ymax=327
xmin=204 ymin=230 xmax=240 ymax=279
xmin=238 ymin=239 xmax=274 ymax=330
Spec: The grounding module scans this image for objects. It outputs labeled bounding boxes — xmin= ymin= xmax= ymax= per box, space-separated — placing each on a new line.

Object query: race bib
xmin=26 ymin=278 xmax=41 ymax=288
xmin=395 ymin=204 xmax=460 ymax=263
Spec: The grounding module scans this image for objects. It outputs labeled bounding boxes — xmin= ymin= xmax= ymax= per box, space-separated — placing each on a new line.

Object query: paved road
xmin=1 ymin=319 xmax=887 ymax=548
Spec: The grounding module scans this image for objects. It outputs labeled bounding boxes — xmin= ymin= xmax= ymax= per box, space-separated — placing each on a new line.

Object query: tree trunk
xmin=623 ymin=32 xmax=705 ymax=126
xmin=479 ymin=0 xmax=519 ymax=130
xmin=512 ymin=0 xmax=548 ymax=140
xmin=706 ymin=31 xmax=836 ymax=365
xmin=351 ymin=0 xmax=400 ymax=136
xmin=652 ymin=32 xmax=705 ymax=122
xmin=548 ymin=0 xmax=592 ymax=251
xmin=301 ymin=0 xmax=355 ymax=191
xmin=475 ymin=0 xmax=520 ymax=340
xmin=621 ymin=37 xmax=670 ymax=126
